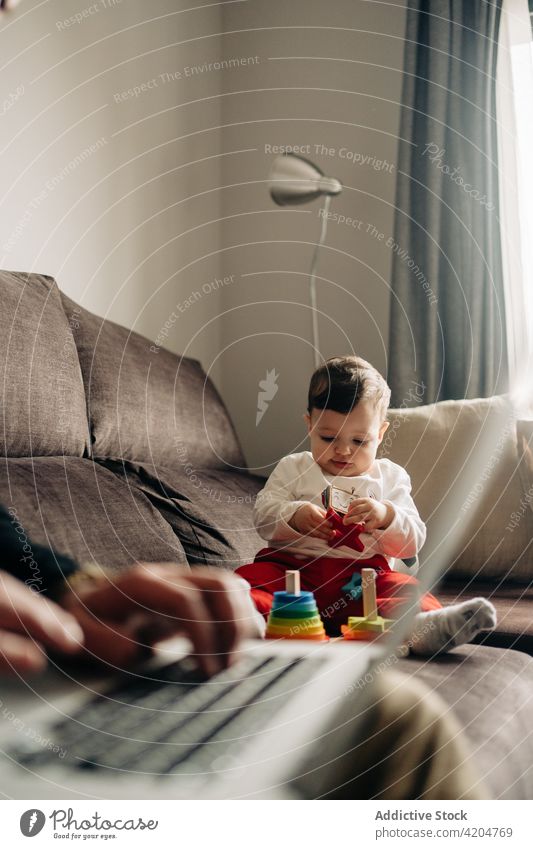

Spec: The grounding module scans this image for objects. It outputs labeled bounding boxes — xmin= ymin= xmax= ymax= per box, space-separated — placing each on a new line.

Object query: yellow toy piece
xmin=341 ymin=568 xmax=394 ymax=641
xmin=341 ymin=615 xmax=394 ymax=640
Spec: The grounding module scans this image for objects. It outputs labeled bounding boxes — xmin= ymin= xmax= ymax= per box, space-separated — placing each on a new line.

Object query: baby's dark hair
xmin=307 ymin=355 xmax=391 ymax=419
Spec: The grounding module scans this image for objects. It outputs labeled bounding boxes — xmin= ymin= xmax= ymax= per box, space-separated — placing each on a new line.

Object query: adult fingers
xmin=162 ymin=569 xmax=265 ymax=664
xmin=77 ymin=567 xmax=220 ymax=676
xmin=66 ymin=607 xmax=147 ymax=669
xmin=181 ymin=572 xmax=248 ymax=664
xmin=135 ymin=571 xmax=240 ymax=671
xmin=0 ymin=572 xmax=84 ymax=655
xmin=0 ymin=630 xmax=47 ymax=675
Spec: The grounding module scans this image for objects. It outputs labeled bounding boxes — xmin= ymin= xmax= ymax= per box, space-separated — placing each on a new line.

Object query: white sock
xmin=409 ymin=598 xmax=497 ymax=656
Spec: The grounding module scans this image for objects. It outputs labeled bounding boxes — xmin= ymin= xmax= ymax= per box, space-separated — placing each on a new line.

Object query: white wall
xmin=0 ymin=0 xmax=407 ymax=465
xmin=0 ymin=0 xmax=226 ymax=383
xmin=217 ymin=0 xmax=407 ymax=471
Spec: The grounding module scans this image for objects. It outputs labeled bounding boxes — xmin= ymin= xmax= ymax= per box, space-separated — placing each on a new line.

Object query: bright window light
xmin=497 ymin=1 xmax=533 ymax=414
xmin=510 ymin=38 xmax=533 ymax=353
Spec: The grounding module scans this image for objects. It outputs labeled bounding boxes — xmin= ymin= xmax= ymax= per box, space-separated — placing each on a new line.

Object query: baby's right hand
xmin=288 ymin=503 xmax=333 ymax=541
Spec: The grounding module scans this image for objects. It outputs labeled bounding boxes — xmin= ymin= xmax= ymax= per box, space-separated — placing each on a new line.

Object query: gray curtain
xmin=388 ymin=0 xmax=508 ymax=406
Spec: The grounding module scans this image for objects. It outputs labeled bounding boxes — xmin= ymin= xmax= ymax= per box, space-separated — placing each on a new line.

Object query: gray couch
xmin=2 ymin=269 xmax=533 ymax=798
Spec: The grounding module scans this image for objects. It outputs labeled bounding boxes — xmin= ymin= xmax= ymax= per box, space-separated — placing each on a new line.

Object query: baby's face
xmin=304 ymin=401 xmax=389 ymax=477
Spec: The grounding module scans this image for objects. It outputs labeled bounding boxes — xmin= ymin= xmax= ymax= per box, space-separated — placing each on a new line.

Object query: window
xmin=497 ymin=0 xmax=533 ymax=412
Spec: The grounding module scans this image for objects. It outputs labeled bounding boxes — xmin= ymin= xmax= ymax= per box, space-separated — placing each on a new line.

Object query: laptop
xmin=0 ymin=407 xmax=508 ymax=800
xmin=0 ymin=633 xmax=390 ymax=800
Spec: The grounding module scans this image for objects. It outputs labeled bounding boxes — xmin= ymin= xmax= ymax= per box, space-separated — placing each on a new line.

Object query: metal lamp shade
xmin=269 ymin=153 xmax=342 ymax=206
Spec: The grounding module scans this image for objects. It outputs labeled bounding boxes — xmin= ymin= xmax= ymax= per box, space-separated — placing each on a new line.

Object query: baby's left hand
xmin=343 ymin=498 xmax=394 ymax=532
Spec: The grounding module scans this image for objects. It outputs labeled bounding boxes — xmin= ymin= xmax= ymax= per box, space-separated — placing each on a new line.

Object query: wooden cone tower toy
xmin=265 ymin=571 xmax=328 ymax=641
xmin=341 ymin=568 xmax=394 ymax=641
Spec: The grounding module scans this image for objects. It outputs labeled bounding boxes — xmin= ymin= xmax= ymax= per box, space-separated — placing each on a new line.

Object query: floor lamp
xmin=268 ymin=153 xmax=342 ymax=369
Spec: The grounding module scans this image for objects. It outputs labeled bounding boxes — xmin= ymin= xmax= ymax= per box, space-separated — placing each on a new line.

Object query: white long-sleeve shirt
xmin=253 ymin=451 xmax=426 ymax=569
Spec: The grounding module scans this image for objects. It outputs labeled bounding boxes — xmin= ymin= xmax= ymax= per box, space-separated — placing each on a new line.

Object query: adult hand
xmin=0 ymin=571 xmax=84 ymax=675
xmin=60 ymin=564 xmax=263 ymax=676
xmin=289 ymin=503 xmax=334 ymax=540
xmin=343 ymin=498 xmax=395 ymax=531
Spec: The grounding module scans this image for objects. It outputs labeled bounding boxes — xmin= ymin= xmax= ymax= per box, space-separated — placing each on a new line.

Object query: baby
xmin=236 ymin=355 xmax=496 ymax=655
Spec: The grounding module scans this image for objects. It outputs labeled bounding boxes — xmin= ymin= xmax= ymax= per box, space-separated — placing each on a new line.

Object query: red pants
xmin=236 ymin=547 xmax=442 ymax=636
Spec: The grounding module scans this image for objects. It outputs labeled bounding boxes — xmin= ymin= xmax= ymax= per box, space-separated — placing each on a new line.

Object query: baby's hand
xmin=343 ymin=498 xmax=394 ymax=532
xmin=289 ymin=503 xmax=333 ymax=541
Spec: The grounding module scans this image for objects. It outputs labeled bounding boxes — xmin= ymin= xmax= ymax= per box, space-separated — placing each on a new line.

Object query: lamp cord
xmin=309 ymin=194 xmax=331 ymax=369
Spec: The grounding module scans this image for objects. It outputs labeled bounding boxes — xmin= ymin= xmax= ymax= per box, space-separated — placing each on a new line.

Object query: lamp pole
xmin=268 ymin=153 xmax=342 ymax=370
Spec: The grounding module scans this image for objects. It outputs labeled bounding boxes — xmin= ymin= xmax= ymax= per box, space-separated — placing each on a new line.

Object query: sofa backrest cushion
xmin=0 ymin=457 xmax=186 ymax=572
xmin=100 ymin=460 xmax=265 ymax=570
xmin=0 ymin=271 xmax=90 ymax=458
xmin=378 ymin=396 xmax=533 ymax=582
xmin=516 ymin=420 xmax=533 ymax=544
xmin=61 ymin=294 xmax=245 ymax=471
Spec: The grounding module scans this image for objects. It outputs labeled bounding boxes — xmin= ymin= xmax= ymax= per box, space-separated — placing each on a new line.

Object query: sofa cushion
xmin=0 ymin=271 xmax=90 ymax=457
xmin=516 ymin=420 xmax=533 ymax=535
xmin=379 ymin=396 xmax=533 ymax=582
xmin=61 ymin=294 xmax=245 ymax=471
xmin=100 ymin=459 xmax=265 ymax=570
xmin=0 ymin=457 xmax=186 ymax=572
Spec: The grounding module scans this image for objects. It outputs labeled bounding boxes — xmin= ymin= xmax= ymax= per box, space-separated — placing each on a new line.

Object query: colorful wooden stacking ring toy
xmin=265 ymin=590 xmax=328 ymax=641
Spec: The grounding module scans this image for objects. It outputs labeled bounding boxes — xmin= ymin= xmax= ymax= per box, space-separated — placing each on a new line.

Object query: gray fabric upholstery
xmin=100 ymin=459 xmax=265 ymax=570
xmin=61 ymin=294 xmax=245 ymax=471
xmin=0 ymin=457 xmax=186 ymax=572
xmin=399 ymin=645 xmax=533 ymax=799
xmin=0 ymin=271 xmax=90 ymax=457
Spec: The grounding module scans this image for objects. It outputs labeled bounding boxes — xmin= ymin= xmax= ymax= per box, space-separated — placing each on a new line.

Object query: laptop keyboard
xmin=13 ymin=654 xmax=323 ymax=777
